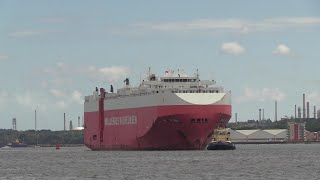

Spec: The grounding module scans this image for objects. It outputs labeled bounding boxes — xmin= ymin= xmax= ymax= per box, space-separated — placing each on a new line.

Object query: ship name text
xmin=105 ymin=116 xmax=137 ymax=126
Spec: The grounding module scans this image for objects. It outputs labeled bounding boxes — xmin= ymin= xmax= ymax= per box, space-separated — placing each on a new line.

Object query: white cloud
xmin=221 ymin=42 xmax=245 ymax=55
xmin=85 ymin=66 xmax=130 ymax=82
xmin=0 ymin=54 xmax=9 ymax=61
xmin=56 ymin=101 xmax=68 ymax=109
xmin=49 ymin=89 xmax=66 ymax=98
xmin=42 ymin=62 xmax=72 ymax=87
xmin=142 ymin=19 xmax=247 ymax=31
xmin=129 ymin=16 xmax=320 ymax=34
xmin=265 ymin=17 xmax=320 ymax=25
xmin=8 ymin=31 xmax=42 ymax=38
xmin=237 ymin=87 xmax=286 ymax=103
xmin=71 ymin=90 xmax=83 ymax=104
xmin=273 ymin=44 xmax=291 ymax=56
xmin=15 ymin=92 xmax=47 ymax=111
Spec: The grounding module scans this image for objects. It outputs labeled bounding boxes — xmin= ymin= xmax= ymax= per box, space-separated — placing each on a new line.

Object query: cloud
xmin=265 ymin=17 xmax=320 ymax=25
xmin=15 ymin=92 xmax=47 ymax=110
xmin=71 ymin=90 xmax=83 ymax=104
xmin=138 ymin=19 xmax=247 ymax=31
xmin=42 ymin=62 xmax=73 ymax=87
xmin=8 ymin=31 xmax=42 ymax=38
xmin=56 ymin=100 xmax=68 ymax=109
xmin=49 ymin=89 xmax=66 ymax=98
xmin=0 ymin=54 xmax=9 ymax=61
xmin=128 ymin=16 xmax=320 ymax=34
xmin=221 ymin=42 xmax=245 ymax=55
xmin=237 ymin=87 xmax=286 ymax=103
xmin=273 ymin=44 xmax=291 ymax=56
xmin=85 ymin=66 xmax=130 ymax=82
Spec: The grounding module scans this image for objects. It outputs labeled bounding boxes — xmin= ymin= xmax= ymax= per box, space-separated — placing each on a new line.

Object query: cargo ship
xmin=84 ymin=69 xmax=231 ymax=150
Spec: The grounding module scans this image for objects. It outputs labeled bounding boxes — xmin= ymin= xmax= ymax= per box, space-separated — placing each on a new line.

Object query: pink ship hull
xmin=84 ymin=105 xmax=231 ymax=150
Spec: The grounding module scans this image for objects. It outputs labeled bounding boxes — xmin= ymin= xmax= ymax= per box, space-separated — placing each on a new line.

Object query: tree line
xmin=0 ymin=129 xmax=83 ymax=146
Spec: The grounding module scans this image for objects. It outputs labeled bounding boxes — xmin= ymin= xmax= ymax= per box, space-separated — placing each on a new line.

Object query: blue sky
xmin=1 ymin=1 xmax=320 ymax=130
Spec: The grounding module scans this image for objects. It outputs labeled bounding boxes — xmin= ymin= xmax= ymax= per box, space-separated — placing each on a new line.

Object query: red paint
xmin=84 ymin=104 xmax=231 ymax=150
xmin=99 ymin=88 xmax=105 ymax=143
xmin=56 ymin=144 xmax=60 ymax=150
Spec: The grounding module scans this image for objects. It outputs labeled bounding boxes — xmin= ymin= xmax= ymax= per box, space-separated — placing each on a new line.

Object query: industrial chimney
xmin=303 ymin=94 xmax=306 ymax=119
xmin=294 ymin=104 xmax=297 ymax=119
xmin=275 ymin=101 xmax=278 ymax=121
xmin=298 ymin=107 xmax=301 ymax=119
xmin=64 ymin=113 xmax=66 ymax=131
xmin=259 ymin=109 xmax=261 ymax=121
xmin=235 ymin=113 xmax=238 ymax=123
xmin=69 ymin=120 xmax=73 ymax=131
xmin=314 ymin=106 xmax=316 ymax=119
xmin=307 ymin=102 xmax=310 ymax=119
xmin=12 ymin=118 xmax=17 ymax=130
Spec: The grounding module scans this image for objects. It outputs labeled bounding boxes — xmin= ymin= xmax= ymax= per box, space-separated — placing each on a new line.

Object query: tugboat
xmin=9 ymin=139 xmax=28 ymax=148
xmin=207 ymin=128 xmax=235 ymax=150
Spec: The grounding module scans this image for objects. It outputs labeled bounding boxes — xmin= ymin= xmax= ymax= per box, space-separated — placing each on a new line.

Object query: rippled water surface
xmin=1 ymin=144 xmax=320 ymax=180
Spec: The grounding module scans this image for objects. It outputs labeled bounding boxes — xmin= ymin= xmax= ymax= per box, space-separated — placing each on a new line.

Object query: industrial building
xmin=287 ymin=122 xmax=305 ymax=142
xmin=228 ymin=129 xmax=287 ymax=143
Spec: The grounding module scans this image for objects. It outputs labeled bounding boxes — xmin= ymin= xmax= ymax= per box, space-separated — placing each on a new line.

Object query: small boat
xmin=206 ymin=127 xmax=236 ymax=150
xmin=207 ymin=141 xmax=236 ymax=150
xmin=9 ymin=139 xmax=28 ymax=148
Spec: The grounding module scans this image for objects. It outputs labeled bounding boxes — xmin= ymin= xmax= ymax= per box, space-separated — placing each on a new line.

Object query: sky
xmin=1 ymin=0 xmax=320 ymax=130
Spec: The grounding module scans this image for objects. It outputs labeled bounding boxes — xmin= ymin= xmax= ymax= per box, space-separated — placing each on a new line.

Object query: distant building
xmin=317 ymin=109 xmax=320 ymax=119
xmin=305 ymin=131 xmax=319 ymax=141
xmin=229 ymin=129 xmax=287 ymax=143
xmin=287 ymin=122 xmax=305 ymax=142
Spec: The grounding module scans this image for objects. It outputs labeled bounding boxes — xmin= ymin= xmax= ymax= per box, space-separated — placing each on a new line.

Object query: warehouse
xmin=228 ymin=129 xmax=287 ymax=143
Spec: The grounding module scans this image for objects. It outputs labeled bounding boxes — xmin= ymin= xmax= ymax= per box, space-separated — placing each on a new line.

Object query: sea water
xmin=0 ymin=144 xmax=319 ymax=180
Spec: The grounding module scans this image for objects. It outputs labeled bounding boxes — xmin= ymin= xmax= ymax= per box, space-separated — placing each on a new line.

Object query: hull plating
xmin=84 ymin=105 xmax=231 ymax=150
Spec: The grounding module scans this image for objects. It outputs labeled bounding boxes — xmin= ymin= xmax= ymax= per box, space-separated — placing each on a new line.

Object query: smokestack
xmin=12 ymin=118 xmax=17 ymax=130
xmin=78 ymin=116 xmax=80 ymax=127
xmin=314 ymin=106 xmax=316 ymax=119
xmin=262 ymin=109 xmax=265 ymax=120
xmin=35 ymin=110 xmax=37 ymax=132
xmin=64 ymin=113 xmax=66 ymax=131
xmin=259 ymin=109 xmax=261 ymax=121
xmin=69 ymin=120 xmax=73 ymax=131
xmin=303 ymin=94 xmax=306 ymax=119
xmin=235 ymin=113 xmax=238 ymax=123
xmin=295 ymin=104 xmax=297 ymax=119
xmin=307 ymin=102 xmax=310 ymax=119
xmin=82 ymin=116 xmax=84 ymax=127
xmin=298 ymin=107 xmax=301 ymax=119
xmin=275 ymin=101 xmax=278 ymax=121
